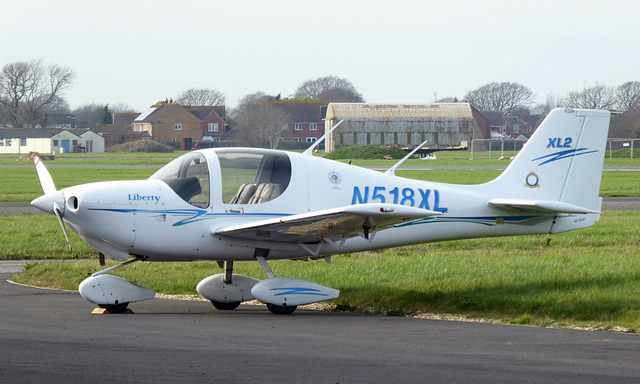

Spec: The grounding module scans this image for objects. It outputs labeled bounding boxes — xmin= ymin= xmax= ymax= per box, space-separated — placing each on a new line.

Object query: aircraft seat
xmin=230 ymin=183 xmax=257 ymax=204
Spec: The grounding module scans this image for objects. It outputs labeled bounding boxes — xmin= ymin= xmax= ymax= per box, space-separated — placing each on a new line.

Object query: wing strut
xmin=385 ymin=139 xmax=430 ymax=176
xmin=303 ymin=119 xmax=344 ymax=156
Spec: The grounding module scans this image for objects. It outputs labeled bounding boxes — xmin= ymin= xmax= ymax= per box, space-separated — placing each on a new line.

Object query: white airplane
xmin=30 ymin=108 xmax=610 ymax=314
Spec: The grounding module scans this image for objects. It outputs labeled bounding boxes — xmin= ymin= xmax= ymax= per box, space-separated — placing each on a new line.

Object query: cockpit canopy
xmin=150 ymin=149 xmax=292 ymax=208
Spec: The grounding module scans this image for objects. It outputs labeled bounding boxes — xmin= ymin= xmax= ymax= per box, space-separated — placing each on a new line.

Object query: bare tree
xmin=176 ymin=88 xmax=226 ymax=106
xmin=294 ymin=76 xmax=363 ymax=101
xmin=0 ymin=59 xmax=75 ymax=127
xmin=317 ymin=87 xmax=364 ymax=102
xmin=464 ymin=82 xmax=534 ymax=115
xmin=231 ymin=92 xmax=290 ymax=149
xmin=564 ymin=84 xmax=616 ymax=110
xmin=615 ymin=81 xmax=640 ymax=111
xmin=110 ymin=102 xmax=138 ymax=113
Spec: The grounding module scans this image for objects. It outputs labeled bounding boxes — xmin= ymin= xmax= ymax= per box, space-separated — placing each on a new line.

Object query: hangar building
xmin=324 ymin=103 xmax=490 ymax=153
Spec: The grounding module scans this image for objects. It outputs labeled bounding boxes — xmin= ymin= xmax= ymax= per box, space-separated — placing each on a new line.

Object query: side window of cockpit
xmin=150 ymin=153 xmax=210 ymax=208
xmin=182 ymin=154 xmax=210 ymax=208
xmin=219 ymin=151 xmax=291 ymax=205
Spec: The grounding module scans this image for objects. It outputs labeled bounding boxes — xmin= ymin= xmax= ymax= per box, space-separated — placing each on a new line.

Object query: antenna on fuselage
xmin=385 ymin=139 xmax=430 ymax=176
xmin=303 ymin=119 xmax=344 ymax=156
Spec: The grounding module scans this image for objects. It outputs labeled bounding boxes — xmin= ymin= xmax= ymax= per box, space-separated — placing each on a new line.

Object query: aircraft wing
xmin=487 ymin=198 xmax=601 ymax=214
xmin=214 ymin=203 xmax=441 ymax=244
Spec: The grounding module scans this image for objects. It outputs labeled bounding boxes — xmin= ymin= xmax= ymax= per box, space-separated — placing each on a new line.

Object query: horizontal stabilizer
xmin=488 ymin=198 xmax=601 ymax=214
xmin=215 ymin=203 xmax=441 ymax=244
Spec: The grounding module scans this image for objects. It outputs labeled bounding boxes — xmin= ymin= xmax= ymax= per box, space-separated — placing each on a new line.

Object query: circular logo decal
xmin=328 ymin=171 xmax=342 ymax=185
xmin=525 ymin=172 xmax=540 ymax=188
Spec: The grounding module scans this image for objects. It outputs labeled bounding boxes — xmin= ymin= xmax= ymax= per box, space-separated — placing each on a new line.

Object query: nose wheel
xmin=98 ymin=302 xmax=130 ymax=314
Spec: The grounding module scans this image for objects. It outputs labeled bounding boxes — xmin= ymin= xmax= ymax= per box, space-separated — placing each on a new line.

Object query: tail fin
xmin=486 ymin=108 xmax=611 ymax=231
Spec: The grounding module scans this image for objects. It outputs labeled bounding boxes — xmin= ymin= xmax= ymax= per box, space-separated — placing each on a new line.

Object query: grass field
xmin=8 ymin=210 xmax=640 ymax=331
xmin=3 ymin=149 xmax=640 ymax=331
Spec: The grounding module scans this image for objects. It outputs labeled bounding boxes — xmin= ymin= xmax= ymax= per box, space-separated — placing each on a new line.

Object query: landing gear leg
xmin=255 ymin=252 xmax=298 ymax=315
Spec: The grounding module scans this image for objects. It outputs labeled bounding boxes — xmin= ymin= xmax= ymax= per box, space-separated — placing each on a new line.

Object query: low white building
xmin=0 ymin=128 xmax=105 ymax=154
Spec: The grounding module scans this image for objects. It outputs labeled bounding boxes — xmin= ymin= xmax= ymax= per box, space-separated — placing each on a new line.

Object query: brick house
xmin=184 ymin=106 xmax=227 ymax=141
xmin=265 ymin=100 xmax=329 ymax=143
xmin=132 ymin=101 xmax=227 ymax=150
xmin=95 ymin=113 xmax=149 ymax=148
xmin=481 ymin=111 xmax=534 ymax=138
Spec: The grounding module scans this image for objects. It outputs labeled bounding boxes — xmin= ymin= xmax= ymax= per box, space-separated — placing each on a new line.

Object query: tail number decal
xmin=547 ymin=137 xmax=573 ymax=148
xmin=352 ymin=186 xmax=448 ymax=213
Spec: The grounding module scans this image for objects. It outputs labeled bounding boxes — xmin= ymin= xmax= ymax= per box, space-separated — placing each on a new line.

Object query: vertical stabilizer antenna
xmin=303 ymin=119 xmax=344 ymax=156
xmin=385 ymin=139 xmax=430 ymax=176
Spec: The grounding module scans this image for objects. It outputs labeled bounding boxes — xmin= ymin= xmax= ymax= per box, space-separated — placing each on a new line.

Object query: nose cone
xmin=31 ymin=191 xmax=65 ymax=215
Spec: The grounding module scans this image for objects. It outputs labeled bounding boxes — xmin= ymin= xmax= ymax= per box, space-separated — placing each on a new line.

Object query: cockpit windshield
xmin=149 ymin=152 xmax=210 ymax=208
xmin=217 ymin=149 xmax=291 ymax=204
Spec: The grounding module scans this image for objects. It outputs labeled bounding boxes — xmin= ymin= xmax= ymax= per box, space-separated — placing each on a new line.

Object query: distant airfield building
xmin=0 ymin=128 xmax=105 ymax=154
xmin=324 ymin=103 xmax=491 ymax=153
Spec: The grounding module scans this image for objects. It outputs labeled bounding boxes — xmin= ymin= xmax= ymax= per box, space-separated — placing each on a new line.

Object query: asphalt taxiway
xmin=2 ymin=272 xmax=640 ymax=383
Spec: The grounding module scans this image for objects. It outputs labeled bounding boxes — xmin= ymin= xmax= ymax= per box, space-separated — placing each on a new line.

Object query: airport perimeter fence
xmin=470 ymin=138 xmax=640 ymax=160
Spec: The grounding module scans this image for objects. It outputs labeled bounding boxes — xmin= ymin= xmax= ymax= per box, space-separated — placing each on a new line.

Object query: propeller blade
xmin=53 ymin=201 xmax=72 ymax=252
xmin=32 ymin=154 xmax=57 ymax=195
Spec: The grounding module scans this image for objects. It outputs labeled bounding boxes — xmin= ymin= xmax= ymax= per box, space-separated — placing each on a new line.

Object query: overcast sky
xmin=2 ymin=0 xmax=639 ymax=111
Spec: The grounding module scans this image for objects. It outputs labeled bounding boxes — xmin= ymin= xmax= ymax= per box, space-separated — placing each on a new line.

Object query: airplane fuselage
xmin=58 ymin=148 xmax=554 ymax=263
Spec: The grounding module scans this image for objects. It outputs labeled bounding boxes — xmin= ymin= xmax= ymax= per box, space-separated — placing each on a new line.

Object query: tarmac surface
xmin=2 ymin=270 xmax=640 ymax=383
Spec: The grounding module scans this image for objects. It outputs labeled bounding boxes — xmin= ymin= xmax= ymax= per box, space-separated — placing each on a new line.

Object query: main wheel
xmin=98 ymin=302 xmax=129 ymax=313
xmin=266 ymin=303 xmax=297 ymax=315
xmin=211 ymin=301 xmax=241 ymax=311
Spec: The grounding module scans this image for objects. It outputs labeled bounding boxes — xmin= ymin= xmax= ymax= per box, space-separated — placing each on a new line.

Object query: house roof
xmin=184 ymin=106 xmax=226 ymax=121
xmin=133 ymin=102 xmax=176 ymax=123
xmin=504 ymin=116 xmax=527 ymax=125
xmin=326 ymin=103 xmax=478 ymax=121
xmin=267 ymin=101 xmax=328 ymax=122
xmin=480 ymin=111 xmax=504 ymax=126
xmin=113 ymin=113 xmax=139 ymax=125
xmin=184 ymin=105 xmax=226 ymax=120
xmin=0 ymin=128 xmax=77 ymax=139
xmin=94 ymin=124 xmax=135 ymax=134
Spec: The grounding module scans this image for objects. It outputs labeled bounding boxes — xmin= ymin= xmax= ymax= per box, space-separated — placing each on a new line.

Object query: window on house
xmin=20 ymin=138 xmax=27 ymax=146
xmin=0 ymin=139 xmax=4 ymax=146
xmin=293 ymin=137 xmax=301 ymax=143
xmin=306 ymin=137 xmax=317 ymax=143
xmin=309 ymin=123 xmax=317 ymax=131
xmin=53 ymin=140 xmax=59 ymax=146
xmin=208 ymin=123 xmax=219 ymax=132
xmin=174 ymin=123 xmax=182 ymax=131
xmin=6 ymin=139 xmax=12 ymax=146
xmin=294 ymin=123 xmax=303 ymax=131
xmin=72 ymin=140 xmax=78 ymax=146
